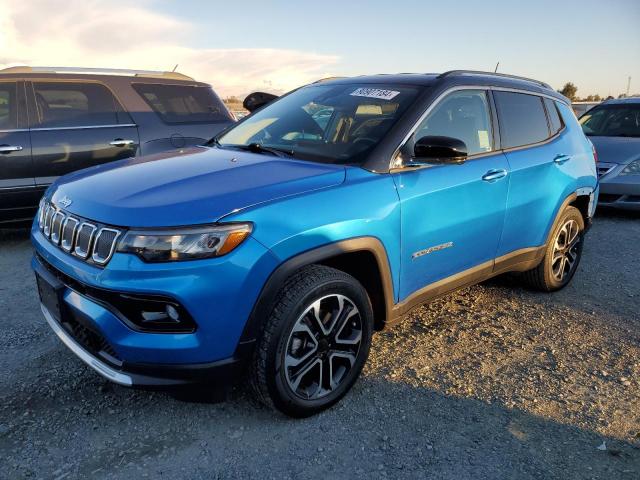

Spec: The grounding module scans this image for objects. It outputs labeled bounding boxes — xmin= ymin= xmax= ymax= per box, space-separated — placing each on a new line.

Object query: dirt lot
xmin=0 ymin=209 xmax=639 ymax=480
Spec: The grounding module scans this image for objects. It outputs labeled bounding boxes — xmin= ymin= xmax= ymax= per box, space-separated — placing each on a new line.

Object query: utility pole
xmin=627 ymin=76 xmax=632 ymax=97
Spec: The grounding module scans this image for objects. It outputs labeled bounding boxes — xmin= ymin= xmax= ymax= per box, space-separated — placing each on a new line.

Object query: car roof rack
xmin=312 ymin=76 xmax=347 ymax=83
xmin=0 ymin=66 xmax=194 ymax=81
xmin=437 ymin=70 xmax=551 ymax=89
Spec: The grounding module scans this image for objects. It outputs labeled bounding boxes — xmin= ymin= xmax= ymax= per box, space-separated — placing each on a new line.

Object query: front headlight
xmin=620 ymin=160 xmax=640 ymax=176
xmin=117 ymin=223 xmax=252 ymax=262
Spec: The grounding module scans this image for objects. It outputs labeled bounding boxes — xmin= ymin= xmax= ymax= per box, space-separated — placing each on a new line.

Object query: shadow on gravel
xmin=2 ymin=367 xmax=639 ymax=479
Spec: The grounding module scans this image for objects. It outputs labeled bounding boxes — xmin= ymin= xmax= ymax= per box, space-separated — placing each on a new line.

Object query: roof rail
xmin=437 ymin=70 xmax=551 ymax=89
xmin=0 ymin=66 xmax=194 ymax=81
xmin=312 ymin=76 xmax=347 ymax=83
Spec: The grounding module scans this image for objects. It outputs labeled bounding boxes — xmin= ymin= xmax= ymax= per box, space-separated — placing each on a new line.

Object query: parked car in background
xmin=231 ymin=110 xmax=248 ymax=120
xmin=32 ymin=70 xmax=598 ymax=417
xmin=572 ymin=101 xmax=600 ymax=117
xmin=0 ymin=67 xmax=234 ymax=226
xmin=580 ymin=97 xmax=640 ymax=210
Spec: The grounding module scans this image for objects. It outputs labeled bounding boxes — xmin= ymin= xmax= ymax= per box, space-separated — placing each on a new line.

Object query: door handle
xmin=554 ymin=154 xmax=571 ymax=164
xmin=0 ymin=145 xmax=23 ymax=154
xmin=109 ymin=139 xmax=135 ymax=147
xmin=482 ymin=169 xmax=508 ymax=182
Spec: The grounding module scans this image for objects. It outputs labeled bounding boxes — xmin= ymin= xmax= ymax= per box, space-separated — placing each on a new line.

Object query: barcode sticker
xmin=350 ymin=88 xmax=400 ymax=101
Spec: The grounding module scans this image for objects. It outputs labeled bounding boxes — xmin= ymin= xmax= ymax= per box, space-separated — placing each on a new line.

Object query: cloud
xmin=0 ymin=0 xmax=339 ymax=97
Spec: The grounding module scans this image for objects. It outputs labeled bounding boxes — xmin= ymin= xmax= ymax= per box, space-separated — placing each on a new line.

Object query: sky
xmin=1 ymin=0 xmax=639 ymax=98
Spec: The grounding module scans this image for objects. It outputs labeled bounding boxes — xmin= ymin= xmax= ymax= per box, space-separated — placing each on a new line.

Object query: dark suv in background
xmin=0 ymin=66 xmax=234 ymax=225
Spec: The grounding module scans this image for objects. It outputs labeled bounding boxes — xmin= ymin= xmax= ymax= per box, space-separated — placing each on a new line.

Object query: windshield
xmin=217 ymin=84 xmax=421 ymax=164
xmin=580 ymin=104 xmax=640 ymax=137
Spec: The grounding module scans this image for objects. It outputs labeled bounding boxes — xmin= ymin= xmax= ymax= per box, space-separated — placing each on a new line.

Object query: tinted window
xmin=494 ymin=92 xmax=550 ymax=148
xmin=0 ymin=82 xmax=17 ymax=130
xmin=33 ymin=82 xmax=131 ymax=128
xmin=544 ymin=98 xmax=564 ymax=135
xmin=580 ymin=104 xmax=640 ymax=137
xmin=408 ymin=90 xmax=493 ymax=156
xmin=133 ymin=84 xmax=231 ymax=124
xmin=218 ymin=84 xmax=420 ymax=165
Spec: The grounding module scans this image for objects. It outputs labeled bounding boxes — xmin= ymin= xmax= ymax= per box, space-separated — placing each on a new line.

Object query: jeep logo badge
xmin=58 ymin=196 xmax=73 ymax=208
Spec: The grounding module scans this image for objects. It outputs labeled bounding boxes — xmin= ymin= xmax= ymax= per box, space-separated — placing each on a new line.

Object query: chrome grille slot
xmin=43 ymin=206 xmax=55 ymax=237
xmin=92 ymin=228 xmax=121 ymax=264
xmin=38 ymin=201 xmax=46 ymax=229
xmin=50 ymin=211 xmax=65 ymax=244
xmin=39 ymin=200 xmax=122 ymax=266
xmin=61 ymin=217 xmax=79 ymax=252
xmin=74 ymin=223 xmax=97 ymax=259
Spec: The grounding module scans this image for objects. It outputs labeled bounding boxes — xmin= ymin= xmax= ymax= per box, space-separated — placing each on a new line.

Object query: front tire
xmin=249 ymin=265 xmax=373 ymax=417
xmin=522 ymin=206 xmax=585 ymax=291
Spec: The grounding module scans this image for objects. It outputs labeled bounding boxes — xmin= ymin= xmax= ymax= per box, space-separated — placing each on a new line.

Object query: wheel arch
xmin=545 ymin=188 xmax=594 ymax=247
xmin=237 ymin=237 xmax=396 ymax=351
xmin=569 ymin=192 xmax=592 ymax=225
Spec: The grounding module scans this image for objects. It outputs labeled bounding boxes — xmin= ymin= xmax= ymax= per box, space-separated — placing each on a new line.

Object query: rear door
xmin=0 ymin=80 xmax=37 ymax=223
xmin=493 ymin=90 xmax=568 ymax=255
xmin=27 ymin=80 xmax=140 ymax=186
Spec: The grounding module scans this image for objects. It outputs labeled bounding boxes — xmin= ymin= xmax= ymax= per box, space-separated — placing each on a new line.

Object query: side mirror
xmin=413 ymin=136 xmax=467 ymax=165
xmin=243 ymin=92 xmax=278 ymax=113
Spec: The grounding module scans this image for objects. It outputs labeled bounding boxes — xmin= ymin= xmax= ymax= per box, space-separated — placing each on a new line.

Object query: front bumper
xmin=40 ymin=302 xmax=247 ymax=388
xmin=31 ymin=224 xmax=279 ymax=387
xmin=597 ymin=165 xmax=640 ymax=210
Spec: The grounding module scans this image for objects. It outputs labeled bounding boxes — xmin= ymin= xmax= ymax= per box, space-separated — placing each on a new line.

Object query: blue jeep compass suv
xmin=31 ymin=71 xmax=599 ymax=416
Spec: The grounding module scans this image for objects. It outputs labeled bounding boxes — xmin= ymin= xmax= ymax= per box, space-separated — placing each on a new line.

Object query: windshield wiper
xmin=229 ymin=143 xmax=294 ymax=158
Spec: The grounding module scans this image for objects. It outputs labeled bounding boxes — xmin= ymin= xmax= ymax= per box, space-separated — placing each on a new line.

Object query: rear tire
xmin=522 ymin=206 xmax=585 ymax=292
xmin=249 ymin=264 xmax=373 ymax=417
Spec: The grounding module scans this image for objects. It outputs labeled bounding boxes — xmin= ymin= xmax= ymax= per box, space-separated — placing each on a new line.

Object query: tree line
xmin=558 ymin=82 xmax=634 ymax=102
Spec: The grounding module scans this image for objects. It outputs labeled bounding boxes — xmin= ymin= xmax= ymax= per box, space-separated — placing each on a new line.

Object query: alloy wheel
xmin=284 ymin=294 xmax=363 ymax=400
xmin=551 ymin=219 xmax=581 ymax=282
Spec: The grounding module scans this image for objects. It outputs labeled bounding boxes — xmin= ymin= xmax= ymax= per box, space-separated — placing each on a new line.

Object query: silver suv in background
xmin=580 ymin=97 xmax=640 ymax=210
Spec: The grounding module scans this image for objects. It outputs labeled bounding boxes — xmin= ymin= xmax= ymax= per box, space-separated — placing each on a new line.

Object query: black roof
xmin=317 ymin=71 xmax=568 ymax=103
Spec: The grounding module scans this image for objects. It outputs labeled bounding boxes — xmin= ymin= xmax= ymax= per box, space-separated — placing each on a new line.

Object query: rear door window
xmin=0 ymin=82 xmax=17 ymax=130
xmin=544 ymin=98 xmax=564 ymax=135
xmin=132 ymin=83 xmax=231 ymax=124
xmin=33 ymin=82 xmax=132 ymax=128
xmin=494 ymin=91 xmax=550 ymax=149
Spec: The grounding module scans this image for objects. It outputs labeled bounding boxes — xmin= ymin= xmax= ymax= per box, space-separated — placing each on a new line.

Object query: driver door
xmin=393 ymin=89 xmax=510 ymax=300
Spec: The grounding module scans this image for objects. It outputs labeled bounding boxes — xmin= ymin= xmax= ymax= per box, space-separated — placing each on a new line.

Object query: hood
xmin=589 ymin=136 xmax=640 ymax=165
xmin=50 ymin=147 xmax=346 ymax=227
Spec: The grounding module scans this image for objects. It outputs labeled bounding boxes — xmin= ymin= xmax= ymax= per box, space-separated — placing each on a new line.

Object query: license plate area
xmin=36 ymin=271 xmax=65 ymax=322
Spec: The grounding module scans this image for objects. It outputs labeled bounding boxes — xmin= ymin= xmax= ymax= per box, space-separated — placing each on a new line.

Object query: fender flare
xmin=545 ymin=187 xmax=594 ymax=247
xmin=236 ymin=237 xmax=396 ymax=349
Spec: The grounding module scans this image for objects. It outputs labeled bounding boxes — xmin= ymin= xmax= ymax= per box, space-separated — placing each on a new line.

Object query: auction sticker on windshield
xmin=350 ymin=88 xmax=400 ymax=100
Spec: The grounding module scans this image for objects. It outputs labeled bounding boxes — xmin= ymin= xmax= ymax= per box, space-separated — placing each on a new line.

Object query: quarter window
xmin=132 ymin=84 xmax=231 ymax=124
xmin=33 ymin=82 xmax=131 ymax=128
xmin=544 ymin=98 xmax=564 ymax=135
xmin=494 ymin=91 xmax=550 ymax=149
xmin=0 ymin=82 xmax=17 ymax=130
xmin=408 ymin=90 xmax=494 ymax=156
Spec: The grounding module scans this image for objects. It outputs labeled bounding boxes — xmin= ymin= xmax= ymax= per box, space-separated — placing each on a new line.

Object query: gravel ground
xmin=1 ymin=209 xmax=639 ymax=480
